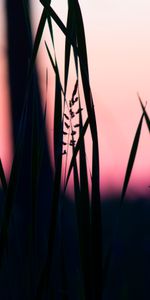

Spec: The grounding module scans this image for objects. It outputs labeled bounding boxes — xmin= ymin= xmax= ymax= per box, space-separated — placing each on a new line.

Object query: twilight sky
xmin=1 ymin=1 xmax=150 ymax=198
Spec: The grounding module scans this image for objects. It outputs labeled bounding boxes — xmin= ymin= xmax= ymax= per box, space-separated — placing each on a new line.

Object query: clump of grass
xmin=121 ymin=97 xmax=149 ymax=203
xmin=0 ymin=1 xmax=150 ymax=300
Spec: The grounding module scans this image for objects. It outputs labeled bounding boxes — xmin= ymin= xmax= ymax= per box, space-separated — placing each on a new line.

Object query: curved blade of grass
xmin=45 ymin=42 xmax=65 ymax=96
xmin=73 ymin=1 xmax=89 ymax=80
xmin=28 ymin=0 xmax=51 ymax=80
xmin=79 ymin=102 xmax=90 ymax=209
xmin=41 ymin=2 xmax=102 ymax=297
xmin=121 ymin=113 xmax=144 ymax=202
xmin=46 ymin=8 xmax=54 ymax=46
xmin=73 ymin=2 xmax=102 ymax=297
xmin=78 ymin=106 xmax=92 ymax=300
xmin=0 ymin=159 xmax=7 ymax=195
xmin=138 ymin=94 xmax=150 ymax=132
xmin=44 ymin=42 xmax=63 ymax=167
xmin=35 ymin=18 xmax=63 ymax=300
xmin=91 ymin=141 xmax=102 ymax=300
xmin=54 ymin=72 xmax=62 ymax=167
xmin=40 ymin=0 xmax=78 ymax=52
xmin=64 ymin=5 xmax=76 ymax=95
xmin=45 ymin=42 xmax=56 ymax=72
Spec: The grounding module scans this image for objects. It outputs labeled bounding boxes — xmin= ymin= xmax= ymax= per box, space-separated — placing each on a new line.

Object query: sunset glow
xmin=1 ymin=1 xmax=150 ymax=198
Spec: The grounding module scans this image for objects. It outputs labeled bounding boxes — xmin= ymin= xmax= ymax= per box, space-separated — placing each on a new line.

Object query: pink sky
xmin=0 ymin=0 xmax=13 ymax=180
xmin=0 ymin=1 xmax=150 ymax=198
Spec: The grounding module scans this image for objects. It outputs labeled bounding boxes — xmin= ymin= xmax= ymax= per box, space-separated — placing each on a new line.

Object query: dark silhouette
xmin=0 ymin=2 xmax=149 ymax=300
xmin=1 ymin=2 xmax=53 ymax=299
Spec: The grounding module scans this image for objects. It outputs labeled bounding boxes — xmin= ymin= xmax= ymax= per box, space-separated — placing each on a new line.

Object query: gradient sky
xmin=0 ymin=0 xmax=13 ymax=179
xmin=1 ymin=1 xmax=150 ymax=198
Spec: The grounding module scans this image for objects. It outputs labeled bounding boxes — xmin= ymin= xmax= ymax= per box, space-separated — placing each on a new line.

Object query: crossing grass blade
xmin=64 ymin=4 xmax=76 ymax=95
xmin=0 ymin=159 xmax=7 ymax=195
xmin=45 ymin=42 xmax=65 ymax=96
xmin=40 ymin=0 xmax=78 ymax=52
xmin=138 ymin=94 xmax=150 ymax=132
xmin=72 ymin=1 xmax=102 ymax=298
xmin=28 ymin=0 xmax=51 ymax=80
xmin=121 ymin=113 xmax=144 ymax=202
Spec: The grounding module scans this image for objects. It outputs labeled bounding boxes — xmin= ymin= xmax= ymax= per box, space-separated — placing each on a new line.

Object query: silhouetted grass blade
xmin=45 ymin=41 xmax=63 ymax=167
xmin=0 ymin=159 xmax=7 ymax=195
xmin=45 ymin=42 xmax=56 ymax=72
xmin=54 ymin=72 xmax=62 ymax=167
xmin=45 ymin=42 xmax=64 ymax=96
xmin=72 ymin=1 xmax=102 ymax=297
xmin=91 ymin=142 xmax=102 ymax=300
xmin=73 ymin=1 xmax=89 ymax=80
xmin=35 ymin=151 xmax=63 ymax=300
xmin=121 ymin=113 xmax=144 ymax=202
xmin=40 ymin=0 xmax=78 ymax=52
xmin=72 ymin=150 xmax=87 ymax=300
xmin=78 ymin=105 xmax=92 ymax=300
xmin=28 ymin=0 xmax=51 ymax=81
xmin=28 ymin=13 xmax=46 ymax=80
xmin=64 ymin=6 xmax=73 ymax=95
xmin=37 ymin=101 xmax=47 ymax=172
xmin=138 ymin=94 xmax=150 ymax=132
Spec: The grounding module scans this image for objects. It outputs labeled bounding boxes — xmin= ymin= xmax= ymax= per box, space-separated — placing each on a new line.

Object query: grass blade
xmin=35 ymin=17 xmax=63 ymax=300
xmin=64 ymin=5 xmax=75 ymax=94
xmin=138 ymin=94 xmax=150 ymax=132
xmin=45 ymin=42 xmax=63 ymax=167
xmin=78 ymin=106 xmax=92 ymax=300
xmin=40 ymin=0 xmax=78 ymax=52
xmin=28 ymin=0 xmax=51 ymax=79
xmin=54 ymin=72 xmax=62 ymax=167
xmin=73 ymin=2 xmax=102 ymax=297
xmin=35 ymin=149 xmax=63 ymax=300
xmin=121 ymin=113 xmax=144 ymax=202
xmin=91 ymin=140 xmax=102 ymax=300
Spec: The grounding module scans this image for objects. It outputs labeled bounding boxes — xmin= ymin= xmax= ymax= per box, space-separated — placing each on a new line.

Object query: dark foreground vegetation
xmin=0 ymin=193 xmax=150 ymax=300
xmin=0 ymin=1 xmax=150 ymax=300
